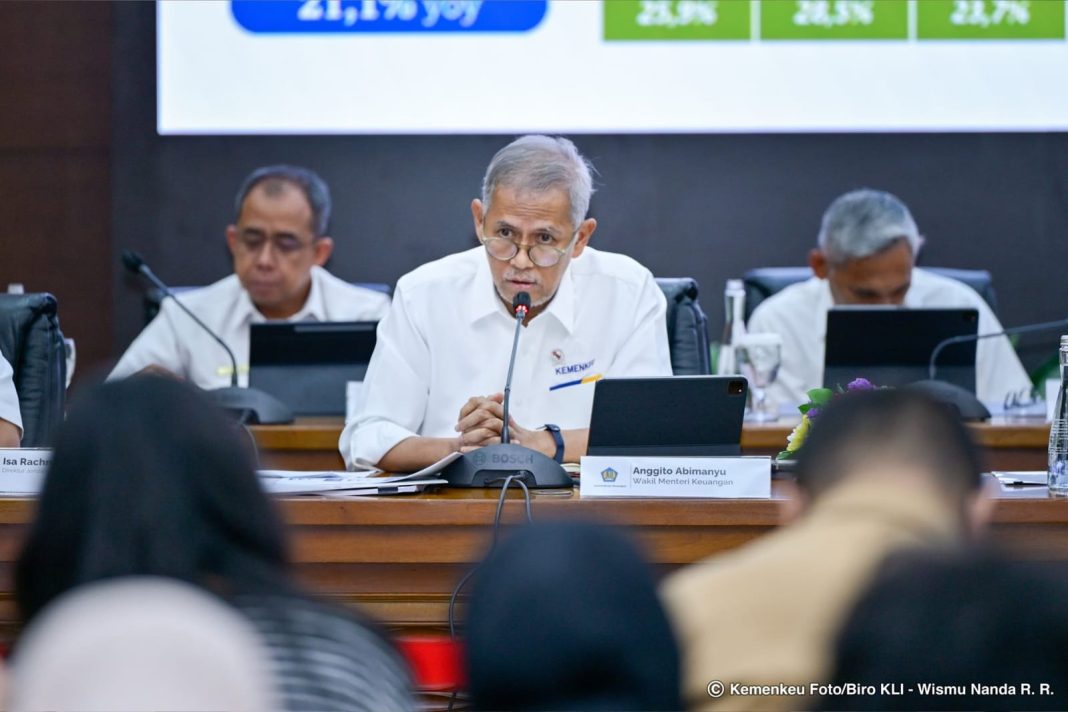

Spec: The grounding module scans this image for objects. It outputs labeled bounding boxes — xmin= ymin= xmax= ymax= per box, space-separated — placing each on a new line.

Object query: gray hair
xmin=818 ymin=189 xmax=924 ymax=264
xmin=481 ymin=135 xmax=595 ymax=229
xmin=234 ymin=165 xmax=331 ymax=237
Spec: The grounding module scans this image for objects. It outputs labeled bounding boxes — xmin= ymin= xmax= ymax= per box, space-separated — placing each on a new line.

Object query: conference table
xmin=0 ymin=417 xmax=1059 ymax=643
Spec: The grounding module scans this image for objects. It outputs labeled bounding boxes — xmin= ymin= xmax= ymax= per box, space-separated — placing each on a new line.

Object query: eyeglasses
xmin=479 ymin=230 xmax=577 ymax=268
xmin=235 ymin=232 xmax=317 ymax=257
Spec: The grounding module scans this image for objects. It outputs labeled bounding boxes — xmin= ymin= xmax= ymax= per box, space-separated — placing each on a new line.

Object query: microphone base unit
xmin=443 ymin=443 xmax=572 ymax=489
xmin=208 ymin=386 xmax=294 ymax=425
xmin=904 ymin=379 xmax=991 ymax=422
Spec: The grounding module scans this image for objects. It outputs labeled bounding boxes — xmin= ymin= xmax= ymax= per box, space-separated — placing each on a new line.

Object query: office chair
xmin=742 ymin=267 xmax=998 ymax=322
xmin=0 ymin=293 xmax=67 ymax=447
xmin=655 ymin=278 xmax=711 ymax=375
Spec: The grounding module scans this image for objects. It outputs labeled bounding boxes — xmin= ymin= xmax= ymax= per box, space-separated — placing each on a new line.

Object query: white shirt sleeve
xmin=973 ymin=299 xmax=1033 ymax=404
xmin=0 ymin=353 xmax=23 ymax=438
xmin=108 ymin=299 xmax=189 ymax=381
xmin=605 ymin=271 xmax=672 ymax=377
xmin=339 ymin=286 xmax=432 ymax=469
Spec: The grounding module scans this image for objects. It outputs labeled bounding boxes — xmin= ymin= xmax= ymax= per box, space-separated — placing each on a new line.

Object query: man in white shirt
xmin=0 ymin=353 xmax=21 ymax=447
xmin=341 ymin=136 xmax=672 ymax=471
xmin=748 ymin=188 xmax=1031 ymax=407
xmin=110 ymin=165 xmax=390 ymax=389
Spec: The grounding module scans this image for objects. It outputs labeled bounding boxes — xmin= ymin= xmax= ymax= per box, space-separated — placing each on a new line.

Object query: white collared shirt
xmin=340 ymin=246 xmax=672 ymax=469
xmin=110 ymin=266 xmax=391 ymax=390
xmin=747 ymin=268 xmax=1033 ymax=407
xmin=0 ymin=353 xmax=22 ymax=438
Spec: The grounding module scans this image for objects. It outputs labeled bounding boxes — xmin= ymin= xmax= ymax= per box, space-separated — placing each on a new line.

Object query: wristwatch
xmin=543 ymin=423 xmax=564 ymax=464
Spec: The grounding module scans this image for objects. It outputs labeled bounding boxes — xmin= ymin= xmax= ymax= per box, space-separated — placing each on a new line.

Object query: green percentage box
xmin=917 ymin=0 xmax=1065 ymax=40
xmin=604 ymin=0 xmax=752 ymax=40
xmin=760 ymin=0 xmax=909 ymax=39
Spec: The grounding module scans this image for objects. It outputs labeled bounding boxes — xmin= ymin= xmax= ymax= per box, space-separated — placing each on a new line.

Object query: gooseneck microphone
xmin=443 ymin=290 xmax=571 ymax=489
xmin=500 ymin=291 xmax=531 ymax=445
xmin=121 ymin=249 xmax=293 ymax=425
xmin=913 ymin=315 xmax=1068 ymax=422
xmin=928 ymin=316 xmax=1068 ymax=381
xmin=122 ymin=250 xmax=240 ymax=388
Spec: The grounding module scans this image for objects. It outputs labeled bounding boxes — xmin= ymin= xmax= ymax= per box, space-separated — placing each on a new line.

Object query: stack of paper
xmin=257 ymin=470 xmax=448 ymax=496
xmin=257 ymin=453 xmax=461 ymax=496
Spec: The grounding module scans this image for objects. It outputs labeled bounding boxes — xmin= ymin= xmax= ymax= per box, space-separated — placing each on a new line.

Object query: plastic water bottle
xmin=716 ymin=279 xmax=747 ymax=376
xmin=1048 ymin=335 xmax=1068 ymax=496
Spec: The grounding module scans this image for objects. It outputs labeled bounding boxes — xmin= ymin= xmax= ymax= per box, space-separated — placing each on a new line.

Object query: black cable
xmin=447 ymin=474 xmax=533 ymax=711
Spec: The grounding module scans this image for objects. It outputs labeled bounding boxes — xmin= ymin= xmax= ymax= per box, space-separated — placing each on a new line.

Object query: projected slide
xmin=158 ymin=0 xmax=1068 ymax=134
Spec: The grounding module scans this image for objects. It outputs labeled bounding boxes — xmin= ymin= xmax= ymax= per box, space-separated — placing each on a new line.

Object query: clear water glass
xmin=736 ymin=333 xmax=782 ymax=423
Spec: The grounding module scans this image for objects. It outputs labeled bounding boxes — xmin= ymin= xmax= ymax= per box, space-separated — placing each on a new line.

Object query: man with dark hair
xmin=822 ymin=550 xmax=1068 ymax=711
xmin=661 ymin=390 xmax=992 ymax=711
xmin=110 ymin=165 xmax=389 ymax=389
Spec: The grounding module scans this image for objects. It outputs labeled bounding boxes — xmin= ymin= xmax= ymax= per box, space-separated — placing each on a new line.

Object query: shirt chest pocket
xmin=543 ymin=354 xmax=601 ymax=429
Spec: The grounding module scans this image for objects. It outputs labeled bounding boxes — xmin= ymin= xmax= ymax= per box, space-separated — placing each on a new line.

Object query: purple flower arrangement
xmin=778 ymin=378 xmax=877 ymax=460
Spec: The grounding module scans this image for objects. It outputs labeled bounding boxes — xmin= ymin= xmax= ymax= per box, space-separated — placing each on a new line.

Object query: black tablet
xmin=587 ymin=376 xmax=749 ymax=457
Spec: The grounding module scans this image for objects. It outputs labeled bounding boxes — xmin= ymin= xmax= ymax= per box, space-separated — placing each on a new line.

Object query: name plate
xmin=0 ymin=449 xmax=52 ymax=495
xmin=580 ymin=456 xmax=771 ymax=499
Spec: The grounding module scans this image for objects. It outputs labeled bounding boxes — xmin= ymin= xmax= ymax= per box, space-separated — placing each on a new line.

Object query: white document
xmin=405 ymin=451 xmax=462 ymax=478
xmin=0 ymin=448 xmax=53 ymax=496
xmin=991 ymin=471 xmax=1047 ymax=487
xmin=257 ymin=454 xmax=461 ymax=494
xmin=321 ymin=479 xmax=449 ymax=497
xmin=580 ymin=456 xmax=771 ymax=499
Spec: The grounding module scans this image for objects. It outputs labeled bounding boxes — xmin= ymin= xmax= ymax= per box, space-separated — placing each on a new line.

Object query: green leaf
xmin=776 ymin=450 xmax=794 ymax=460
xmin=806 ymin=388 xmax=834 ymax=406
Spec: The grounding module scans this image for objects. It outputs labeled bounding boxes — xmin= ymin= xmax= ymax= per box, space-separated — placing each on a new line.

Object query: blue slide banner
xmin=231 ymin=0 xmax=548 ymax=34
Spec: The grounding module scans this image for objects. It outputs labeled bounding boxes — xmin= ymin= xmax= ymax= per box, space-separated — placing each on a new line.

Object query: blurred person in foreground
xmin=14 ymin=376 xmax=413 ymax=712
xmin=464 ymin=520 xmax=682 ymax=711
xmin=748 ymin=188 xmax=1030 ymax=407
xmin=10 ymin=578 xmax=277 ymax=711
xmin=820 ymin=550 xmax=1068 ymax=712
xmin=661 ymin=389 xmax=992 ymax=711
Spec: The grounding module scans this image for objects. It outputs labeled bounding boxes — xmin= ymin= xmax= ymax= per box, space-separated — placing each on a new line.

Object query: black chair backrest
xmin=742 ymin=266 xmax=998 ymax=322
xmin=0 ymin=294 xmax=66 ymax=447
xmin=141 ymin=282 xmax=394 ymax=325
xmin=655 ymin=278 xmax=711 ymax=376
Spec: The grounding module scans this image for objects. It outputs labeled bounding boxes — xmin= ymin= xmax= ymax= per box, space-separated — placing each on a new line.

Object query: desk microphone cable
xmin=447 ymin=474 xmax=533 ymax=711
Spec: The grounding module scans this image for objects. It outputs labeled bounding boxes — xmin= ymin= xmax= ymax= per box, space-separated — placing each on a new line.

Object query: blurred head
xmin=464 ymin=521 xmax=681 ymax=711
xmin=16 ymin=376 xmax=290 ymax=625
xmin=226 ymin=165 xmax=334 ymax=319
xmin=809 ymin=189 xmax=924 ymax=305
xmin=11 ymin=577 xmax=277 ymax=712
xmin=471 ymin=136 xmax=598 ymax=319
xmin=821 ymin=550 xmax=1068 ymax=711
xmin=794 ymin=389 xmax=986 ymax=531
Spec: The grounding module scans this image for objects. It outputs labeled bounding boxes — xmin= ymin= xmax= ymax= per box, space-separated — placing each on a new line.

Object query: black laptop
xmin=248 ymin=321 xmax=377 ymax=416
xmin=587 ymin=376 xmax=749 ymax=457
xmin=823 ymin=307 xmax=979 ymax=392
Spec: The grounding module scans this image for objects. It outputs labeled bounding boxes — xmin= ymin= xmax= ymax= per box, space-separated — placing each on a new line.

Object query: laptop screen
xmin=249 ymin=321 xmax=377 ymax=416
xmin=824 ymin=307 xmax=979 ymax=393
xmin=587 ymin=376 xmax=749 ymax=457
